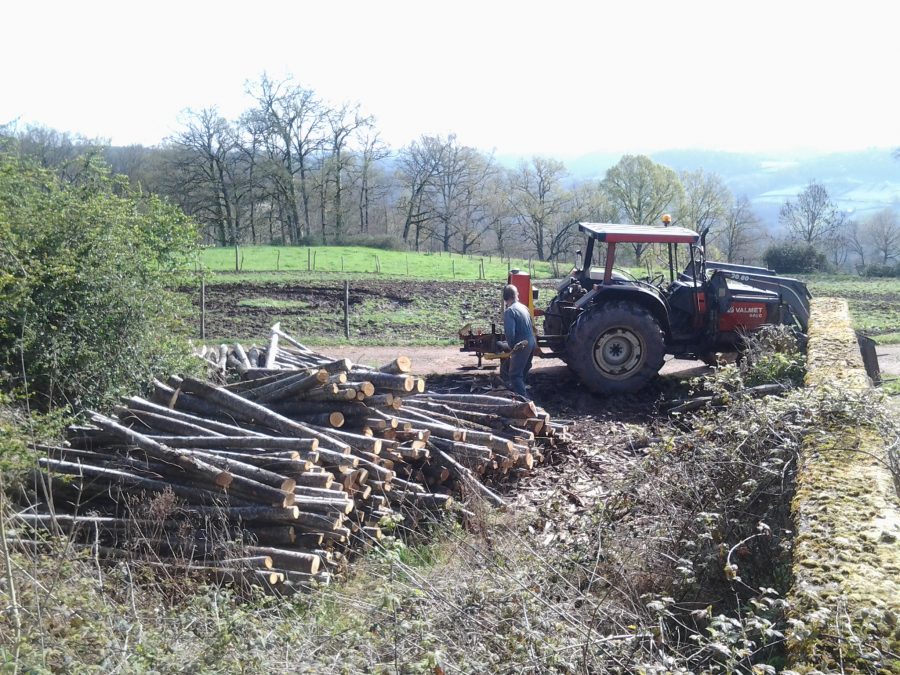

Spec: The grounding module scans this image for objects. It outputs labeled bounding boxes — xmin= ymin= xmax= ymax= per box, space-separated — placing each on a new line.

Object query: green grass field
xmin=803 ymin=275 xmax=900 ymax=344
xmin=200 ymin=245 xmax=554 ymax=282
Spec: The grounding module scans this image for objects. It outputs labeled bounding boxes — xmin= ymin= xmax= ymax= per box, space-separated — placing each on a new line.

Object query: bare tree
xmin=826 ymin=226 xmax=850 ymax=269
xmin=423 ymin=138 xmax=491 ymax=253
xmin=325 ymin=103 xmax=373 ymax=242
xmin=103 ymin=144 xmax=159 ymax=191
xmin=231 ymin=117 xmax=268 ymax=244
xmin=714 ymin=195 xmax=763 ymax=263
xmin=490 ymin=212 xmax=517 ymax=258
xmin=452 ymin=163 xmax=503 ymax=254
xmin=351 ymin=129 xmax=390 ymax=234
xmin=548 ymin=182 xmax=618 ymax=264
xmin=778 ymin=180 xmax=845 ymax=245
xmin=166 ymin=108 xmax=240 ymax=247
xmin=864 ymin=208 xmax=900 ymax=264
xmin=508 ymin=157 xmax=573 ymax=261
xmin=396 ymin=135 xmax=447 ymax=250
xmin=601 ymin=155 xmax=683 ymax=262
xmin=838 ymin=219 xmax=867 ymax=269
xmin=247 ymin=74 xmax=325 ymax=242
xmin=675 ymin=169 xmax=732 ymax=236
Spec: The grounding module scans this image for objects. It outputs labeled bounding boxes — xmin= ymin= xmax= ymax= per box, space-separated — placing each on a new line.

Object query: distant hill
xmin=565 ymin=148 xmax=900 ymax=229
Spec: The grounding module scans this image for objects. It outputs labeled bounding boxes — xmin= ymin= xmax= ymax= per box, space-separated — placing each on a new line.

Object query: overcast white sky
xmin=2 ymin=0 xmax=898 ymax=157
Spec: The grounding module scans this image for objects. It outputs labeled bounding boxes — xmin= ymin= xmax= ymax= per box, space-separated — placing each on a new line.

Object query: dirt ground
xmin=326 ymin=344 xmax=708 ymax=378
xmin=325 ymin=344 xmax=708 ymax=432
xmin=194 ymin=280 xmax=501 ymax=343
xmin=876 ymin=344 xmax=900 ymax=378
xmin=326 ymin=340 xmax=900 ymax=381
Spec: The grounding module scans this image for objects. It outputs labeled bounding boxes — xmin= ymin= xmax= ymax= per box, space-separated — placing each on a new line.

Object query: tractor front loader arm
xmin=708 ymin=266 xmax=812 ymax=332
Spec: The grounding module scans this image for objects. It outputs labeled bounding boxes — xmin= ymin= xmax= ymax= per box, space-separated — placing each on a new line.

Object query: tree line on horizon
xmin=3 ymin=74 xmax=898 ymax=271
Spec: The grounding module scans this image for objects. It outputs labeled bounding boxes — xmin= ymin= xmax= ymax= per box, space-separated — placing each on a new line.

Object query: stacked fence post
xmin=200 ymin=276 xmax=206 ymax=340
xmin=343 ymin=281 xmax=350 ymax=339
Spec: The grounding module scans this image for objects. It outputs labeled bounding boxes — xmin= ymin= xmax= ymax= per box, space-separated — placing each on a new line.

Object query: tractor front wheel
xmin=567 ymin=302 xmax=665 ymax=394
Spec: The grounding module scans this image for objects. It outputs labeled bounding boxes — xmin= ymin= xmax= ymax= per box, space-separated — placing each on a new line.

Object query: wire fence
xmin=195 ymin=246 xmax=560 ymax=281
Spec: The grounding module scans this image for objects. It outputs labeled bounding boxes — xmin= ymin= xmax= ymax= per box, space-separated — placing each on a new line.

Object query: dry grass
xmin=3 ymin=329 xmax=896 ymax=673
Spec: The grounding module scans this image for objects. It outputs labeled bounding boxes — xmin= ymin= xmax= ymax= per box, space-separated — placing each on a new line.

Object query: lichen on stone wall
xmin=788 ymin=297 xmax=900 ymax=674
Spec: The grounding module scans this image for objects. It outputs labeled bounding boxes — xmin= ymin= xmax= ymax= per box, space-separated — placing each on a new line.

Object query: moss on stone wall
xmin=788 ymin=297 xmax=900 ymax=674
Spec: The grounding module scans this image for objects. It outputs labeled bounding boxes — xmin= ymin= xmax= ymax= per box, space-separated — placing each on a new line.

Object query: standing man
xmin=501 ymin=284 xmax=537 ymax=400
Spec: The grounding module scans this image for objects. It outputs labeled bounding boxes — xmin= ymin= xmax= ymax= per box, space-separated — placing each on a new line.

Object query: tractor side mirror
xmin=575 ymin=249 xmax=582 ymax=270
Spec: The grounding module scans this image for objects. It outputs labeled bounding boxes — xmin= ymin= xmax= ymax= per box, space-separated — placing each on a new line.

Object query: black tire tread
xmin=566 ymin=301 xmax=665 ymax=394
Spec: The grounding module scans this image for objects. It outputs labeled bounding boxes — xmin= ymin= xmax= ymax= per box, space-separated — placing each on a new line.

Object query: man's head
xmin=502 ymin=284 xmax=518 ymax=307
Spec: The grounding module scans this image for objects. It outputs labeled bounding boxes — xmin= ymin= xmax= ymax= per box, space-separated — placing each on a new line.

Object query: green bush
xmin=332 ymin=233 xmax=408 ymax=251
xmin=861 ymin=262 xmax=900 ymax=277
xmin=740 ymin=324 xmax=806 ymax=386
xmin=763 ymin=243 xmax=829 ymax=274
xmin=0 ymin=146 xmax=200 ymax=410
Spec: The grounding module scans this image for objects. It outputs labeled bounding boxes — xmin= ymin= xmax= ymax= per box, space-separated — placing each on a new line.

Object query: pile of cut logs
xmin=13 ymin=324 xmax=564 ymax=594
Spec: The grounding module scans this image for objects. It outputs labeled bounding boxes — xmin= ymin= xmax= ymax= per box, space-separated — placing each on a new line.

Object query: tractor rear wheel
xmin=567 ymin=302 xmax=665 ymax=394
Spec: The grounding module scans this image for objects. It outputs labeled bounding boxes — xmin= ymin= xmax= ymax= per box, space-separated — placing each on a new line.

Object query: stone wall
xmin=788 ymin=297 xmax=900 ymax=673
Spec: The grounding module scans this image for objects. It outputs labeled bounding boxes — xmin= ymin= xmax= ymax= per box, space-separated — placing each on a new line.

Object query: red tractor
xmin=461 ymin=222 xmax=811 ymax=394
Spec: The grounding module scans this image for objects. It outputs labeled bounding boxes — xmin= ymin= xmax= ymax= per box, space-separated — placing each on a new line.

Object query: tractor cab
xmin=543 ymin=223 xmax=707 ymax=353
xmin=574 ymin=222 xmax=702 ymax=289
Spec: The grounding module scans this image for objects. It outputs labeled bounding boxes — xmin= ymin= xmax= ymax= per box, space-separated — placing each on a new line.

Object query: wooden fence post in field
xmin=200 ymin=276 xmax=206 ymax=340
xmin=341 ymin=256 xmax=344 ymax=272
xmin=313 ymin=250 xmax=317 ymax=271
xmin=276 ymin=250 xmax=280 ymax=272
xmin=307 ymin=248 xmax=311 ymax=272
xmin=452 ymin=260 xmax=455 ymax=278
xmin=343 ymin=281 xmax=350 ymax=339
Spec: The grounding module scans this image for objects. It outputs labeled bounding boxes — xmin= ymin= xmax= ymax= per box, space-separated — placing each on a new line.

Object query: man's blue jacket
xmin=503 ymin=302 xmax=536 ymax=350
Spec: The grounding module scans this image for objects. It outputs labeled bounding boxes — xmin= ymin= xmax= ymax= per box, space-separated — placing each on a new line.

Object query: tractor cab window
xmin=680 ymin=245 xmax=707 ymax=282
xmin=585 ymin=242 xmax=609 ymax=282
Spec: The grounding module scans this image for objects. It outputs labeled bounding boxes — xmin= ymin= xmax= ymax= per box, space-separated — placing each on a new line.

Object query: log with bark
xmin=21 ymin=324 xmax=559 ymax=594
